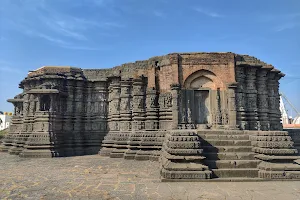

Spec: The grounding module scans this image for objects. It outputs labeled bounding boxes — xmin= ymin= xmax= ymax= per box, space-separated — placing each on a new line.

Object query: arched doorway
xmin=182 ymin=70 xmax=224 ymax=127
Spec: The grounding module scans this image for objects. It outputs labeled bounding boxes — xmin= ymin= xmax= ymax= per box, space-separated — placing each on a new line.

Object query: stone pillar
xmin=227 ymin=85 xmax=237 ymax=129
xmin=86 ymin=81 xmax=107 ymax=155
xmin=28 ymin=94 xmax=36 ymax=115
xmin=274 ymin=74 xmax=283 ymax=130
xmin=178 ymin=90 xmax=187 ymax=129
xmin=73 ymin=81 xmax=84 ymax=156
xmin=145 ymin=88 xmax=159 ymax=130
xmin=235 ymin=66 xmax=247 ymax=130
xmin=245 ymin=67 xmax=259 ymax=130
xmin=158 ymin=92 xmax=173 ymax=130
xmin=256 ymin=68 xmax=270 ymax=130
xmin=35 ymin=95 xmax=40 ymax=112
xmin=171 ymin=84 xmax=180 ymax=129
xmin=85 ymin=82 xmax=93 ymax=137
xmin=97 ymin=82 xmax=108 ymax=133
xmin=132 ymin=78 xmax=146 ymax=130
xmin=267 ymin=71 xmax=279 ymax=130
xmin=220 ymin=90 xmax=229 ymax=127
xmin=123 ymin=78 xmax=146 ymax=160
xmin=119 ymin=80 xmax=132 ymax=131
xmin=63 ymin=79 xmax=75 ymax=156
xmin=108 ymin=77 xmax=121 ymax=131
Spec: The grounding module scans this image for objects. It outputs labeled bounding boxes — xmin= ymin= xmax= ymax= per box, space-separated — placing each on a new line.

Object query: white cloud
xmin=275 ymin=22 xmax=299 ymax=32
xmin=24 ymin=29 xmax=102 ymax=51
xmin=256 ymin=13 xmax=300 ymax=32
xmin=1 ymin=0 xmax=124 ymax=50
xmin=25 ymin=30 xmax=70 ymax=45
xmin=194 ymin=7 xmax=223 ymax=18
xmin=60 ymin=45 xmax=102 ymax=51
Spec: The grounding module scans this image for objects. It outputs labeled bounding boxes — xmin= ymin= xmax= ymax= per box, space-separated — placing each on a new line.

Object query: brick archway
xmin=183 ymin=69 xmax=225 ymax=90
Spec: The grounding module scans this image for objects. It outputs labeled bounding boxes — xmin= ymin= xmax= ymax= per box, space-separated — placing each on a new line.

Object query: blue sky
xmin=0 ymin=0 xmax=299 ymax=116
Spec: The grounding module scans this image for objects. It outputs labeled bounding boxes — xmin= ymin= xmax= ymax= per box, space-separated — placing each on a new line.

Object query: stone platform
xmin=99 ymin=129 xmax=300 ymax=180
xmin=1 ymin=153 xmax=300 ymax=200
xmin=2 ymin=129 xmax=300 ymax=181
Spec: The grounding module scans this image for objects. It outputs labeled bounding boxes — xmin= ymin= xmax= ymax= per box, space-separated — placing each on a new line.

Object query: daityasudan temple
xmin=1 ymin=52 xmax=300 ymax=180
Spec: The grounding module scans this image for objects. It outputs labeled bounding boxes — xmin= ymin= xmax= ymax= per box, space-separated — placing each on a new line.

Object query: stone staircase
xmin=198 ymin=130 xmax=260 ymax=179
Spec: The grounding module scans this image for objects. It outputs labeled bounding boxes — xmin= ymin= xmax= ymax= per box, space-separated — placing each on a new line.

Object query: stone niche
xmin=2 ymin=53 xmax=300 ymax=181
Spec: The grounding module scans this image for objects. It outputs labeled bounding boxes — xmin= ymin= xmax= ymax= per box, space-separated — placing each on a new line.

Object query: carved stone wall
xmin=2 ymin=52 xmax=285 ymax=160
xmin=235 ymin=55 xmax=284 ymax=131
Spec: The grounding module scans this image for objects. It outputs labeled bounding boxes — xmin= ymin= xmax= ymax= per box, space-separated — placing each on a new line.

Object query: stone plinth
xmin=249 ymin=131 xmax=300 ymax=179
xmin=160 ymin=130 xmax=212 ymax=180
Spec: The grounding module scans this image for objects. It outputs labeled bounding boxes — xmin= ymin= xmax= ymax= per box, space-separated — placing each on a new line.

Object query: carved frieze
xmin=159 ymin=93 xmax=172 ymax=109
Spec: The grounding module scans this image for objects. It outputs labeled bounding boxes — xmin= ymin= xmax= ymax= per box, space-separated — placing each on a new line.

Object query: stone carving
xmin=2 ymin=52 xmax=298 ymax=181
xmin=159 ymin=93 xmax=172 ymax=109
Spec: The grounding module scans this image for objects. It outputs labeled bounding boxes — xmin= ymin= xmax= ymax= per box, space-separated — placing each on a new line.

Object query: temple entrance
xmin=194 ymin=90 xmax=210 ymax=124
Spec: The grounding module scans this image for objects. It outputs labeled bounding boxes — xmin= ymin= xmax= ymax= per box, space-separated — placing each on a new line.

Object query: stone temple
xmin=1 ymin=52 xmax=300 ymax=180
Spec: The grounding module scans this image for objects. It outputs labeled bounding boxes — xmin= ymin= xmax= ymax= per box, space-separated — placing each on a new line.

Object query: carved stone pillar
xmin=178 ymin=90 xmax=187 ymax=129
xmin=99 ymin=77 xmax=124 ymax=158
xmin=158 ymin=92 xmax=173 ymax=130
xmin=85 ymin=81 xmax=107 ymax=155
xmin=74 ymin=81 xmax=84 ymax=114
xmin=35 ymin=95 xmax=41 ymax=112
xmin=65 ymin=79 xmax=75 ymax=114
xmin=171 ymin=84 xmax=180 ymax=129
xmin=28 ymin=94 xmax=36 ymax=115
xmin=145 ymin=88 xmax=159 ymax=130
xmin=132 ymin=78 xmax=145 ymax=130
xmin=227 ymin=85 xmax=237 ymax=129
xmin=267 ymin=71 xmax=279 ymax=130
xmin=235 ymin=66 xmax=247 ymax=130
xmin=73 ymin=81 xmax=84 ymax=156
xmin=119 ymin=80 xmax=132 ymax=131
xmin=63 ymin=79 xmax=75 ymax=156
xmin=85 ymin=82 xmax=93 ymax=141
xmin=274 ymin=74 xmax=283 ymax=130
xmin=108 ymin=77 xmax=121 ymax=131
xmin=245 ymin=67 xmax=259 ymax=130
xmin=256 ymin=68 xmax=270 ymax=130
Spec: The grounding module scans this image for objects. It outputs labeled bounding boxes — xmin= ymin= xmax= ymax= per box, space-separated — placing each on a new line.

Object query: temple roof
xmin=24 ymin=52 xmax=284 ymax=79
xmin=27 ymin=66 xmax=81 ymax=77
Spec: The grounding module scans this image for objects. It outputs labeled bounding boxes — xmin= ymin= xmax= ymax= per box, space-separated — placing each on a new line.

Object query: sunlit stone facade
xmin=1 ymin=52 xmax=300 ymax=180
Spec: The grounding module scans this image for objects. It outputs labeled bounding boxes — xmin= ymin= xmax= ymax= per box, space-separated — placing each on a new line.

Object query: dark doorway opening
xmin=194 ymin=90 xmax=210 ymax=124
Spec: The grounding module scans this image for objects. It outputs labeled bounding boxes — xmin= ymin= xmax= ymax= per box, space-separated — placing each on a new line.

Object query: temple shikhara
xmin=1 ymin=52 xmax=300 ymax=180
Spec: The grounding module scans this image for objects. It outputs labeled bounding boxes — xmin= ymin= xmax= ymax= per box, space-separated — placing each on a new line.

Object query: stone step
xmin=203 ymin=152 xmax=256 ymax=160
xmin=197 ymin=130 xmax=247 ymax=135
xmin=200 ymin=139 xmax=252 ymax=146
xmin=204 ymin=160 xmax=260 ymax=169
xmin=162 ymin=177 xmax=265 ymax=182
xmin=202 ymin=146 xmax=253 ymax=153
xmin=212 ymin=168 xmax=259 ymax=178
xmin=199 ymin=134 xmax=249 ymax=140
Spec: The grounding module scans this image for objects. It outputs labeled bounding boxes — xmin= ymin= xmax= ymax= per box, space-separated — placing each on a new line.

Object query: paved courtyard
xmin=1 ymin=152 xmax=300 ymax=200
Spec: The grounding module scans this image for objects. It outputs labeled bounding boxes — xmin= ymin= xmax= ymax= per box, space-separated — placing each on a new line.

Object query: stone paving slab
xmin=1 ymin=152 xmax=300 ymax=200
